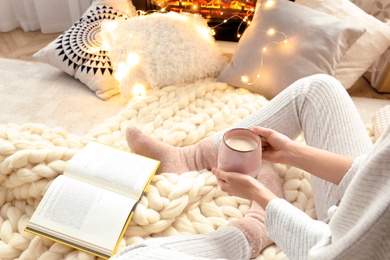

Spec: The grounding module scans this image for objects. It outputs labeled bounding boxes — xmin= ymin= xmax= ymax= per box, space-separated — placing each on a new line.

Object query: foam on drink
xmin=226 ymin=135 xmax=258 ymax=151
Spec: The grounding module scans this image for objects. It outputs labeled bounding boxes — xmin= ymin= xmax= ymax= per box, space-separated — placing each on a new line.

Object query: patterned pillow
xmin=33 ymin=0 xmax=136 ymax=100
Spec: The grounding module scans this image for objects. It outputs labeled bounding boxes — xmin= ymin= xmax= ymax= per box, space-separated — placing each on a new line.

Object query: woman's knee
xmin=303 ymin=74 xmax=345 ymax=94
xmin=290 ymin=74 xmax=347 ymax=104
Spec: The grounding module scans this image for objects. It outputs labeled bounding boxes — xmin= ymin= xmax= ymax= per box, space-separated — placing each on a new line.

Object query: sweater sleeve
xmin=333 ymin=154 xmax=367 ymax=203
xmin=265 ymin=198 xmax=331 ymax=260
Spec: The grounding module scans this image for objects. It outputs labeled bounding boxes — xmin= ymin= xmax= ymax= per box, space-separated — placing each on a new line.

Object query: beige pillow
xmin=217 ymin=0 xmax=365 ymax=100
xmin=296 ymin=0 xmax=390 ymax=89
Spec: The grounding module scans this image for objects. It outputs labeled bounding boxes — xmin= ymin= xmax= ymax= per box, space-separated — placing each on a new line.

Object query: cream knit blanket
xmin=0 ymin=78 xmax=375 ymax=259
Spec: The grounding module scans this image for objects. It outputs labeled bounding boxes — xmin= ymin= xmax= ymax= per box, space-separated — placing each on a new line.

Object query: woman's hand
xmin=212 ymin=167 xmax=278 ymax=209
xmin=252 ymin=126 xmax=294 ymax=165
xmin=253 ymin=126 xmax=353 ymax=184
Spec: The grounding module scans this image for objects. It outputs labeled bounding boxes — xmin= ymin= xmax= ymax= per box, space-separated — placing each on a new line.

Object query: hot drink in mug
xmin=218 ymin=128 xmax=262 ymax=177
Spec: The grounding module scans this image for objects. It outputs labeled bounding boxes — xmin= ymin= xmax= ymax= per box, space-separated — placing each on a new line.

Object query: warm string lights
xmin=102 ymin=0 xmax=288 ymax=99
xmin=101 ymin=11 xmax=216 ymax=99
xmin=208 ymin=11 xmax=254 ymax=39
xmin=241 ymin=27 xmax=288 ymax=85
xmin=141 ymin=0 xmax=288 ymax=87
xmin=239 ymin=0 xmax=288 ymax=86
xmin=150 ymin=0 xmax=256 ymax=40
xmin=101 ymin=20 xmax=145 ymax=98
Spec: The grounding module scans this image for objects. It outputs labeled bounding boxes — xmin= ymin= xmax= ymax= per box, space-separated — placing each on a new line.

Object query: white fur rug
xmin=0 ymin=58 xmax=376 ymax=259
xmin=0 ymin=58 xmax=127 ymax=135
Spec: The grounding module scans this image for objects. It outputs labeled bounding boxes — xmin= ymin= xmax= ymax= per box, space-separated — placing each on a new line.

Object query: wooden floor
xmin=0 ymin=28 xmax=59 ymax=62
xmin=1 ymin=28 xmax=390 ymax=100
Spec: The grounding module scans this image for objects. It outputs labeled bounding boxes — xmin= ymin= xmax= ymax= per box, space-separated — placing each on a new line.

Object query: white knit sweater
xmin=266 ymin=126 xmax=390 ymax=259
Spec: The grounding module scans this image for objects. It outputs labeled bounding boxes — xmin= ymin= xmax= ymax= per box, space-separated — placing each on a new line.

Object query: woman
xmin=114 ymin=74 xmax=390 ymax=259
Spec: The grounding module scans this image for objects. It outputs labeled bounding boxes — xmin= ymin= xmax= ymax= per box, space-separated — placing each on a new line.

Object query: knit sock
xmin=126 ymin=126 xmax=218 ymax=174
xmin=228 ymin=161 xmax=283 ymax=258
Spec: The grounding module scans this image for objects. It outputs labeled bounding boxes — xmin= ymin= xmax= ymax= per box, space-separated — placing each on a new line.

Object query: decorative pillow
xmin=296 ymin=0 xmax=390 ymax=89
xmin=33 ymin=0 xmax=136 ymax=100
xmin=369 ymin=0 xmax=390 ymax=22
xmin=216 ymin=0 xmax=365 ymax=100
xmin=349 ymin=0 xmax=375 ymax=13
xmin=101 ymin=12 xmax=228 ymax=99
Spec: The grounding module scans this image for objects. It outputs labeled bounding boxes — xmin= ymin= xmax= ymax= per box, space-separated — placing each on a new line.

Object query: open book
xmin=25 ymin=142 xmax=160 ymax=259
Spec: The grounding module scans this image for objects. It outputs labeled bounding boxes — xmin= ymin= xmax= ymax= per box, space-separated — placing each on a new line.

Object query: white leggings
xmin=113 ymin=74 xmax=374 ymax=260
xmin=215 ymin=73 xmax=373 ymax=220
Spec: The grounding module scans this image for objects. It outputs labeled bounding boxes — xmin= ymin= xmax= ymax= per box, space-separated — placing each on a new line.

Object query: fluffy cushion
xmin=217 ymin=0 xmax=365 ymax=100
xmin=296 ymin=0 xmax=390 ymax=89
xmin=33 ymin=0 xmax=136 ymax=100
xmin=101 ymin=12 xmax=228 ymax=99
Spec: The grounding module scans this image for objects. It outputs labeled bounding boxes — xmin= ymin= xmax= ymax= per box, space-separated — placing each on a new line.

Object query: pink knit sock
xmin=228 ymin=161 xmax=283 ymax=257
xmin=126 ymin=126 xmax=218 ymax=174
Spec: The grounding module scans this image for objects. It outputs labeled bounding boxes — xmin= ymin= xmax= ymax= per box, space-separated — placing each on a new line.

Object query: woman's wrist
xmin=283 ymin=141 xmax=304 ymax=167
xmin=252 ymin=178 xmax=278 ymax=209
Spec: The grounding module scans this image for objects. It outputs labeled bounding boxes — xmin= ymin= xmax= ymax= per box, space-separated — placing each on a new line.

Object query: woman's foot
xmin=228 ymin=161 xmax=283 ymax=257
xmin=126 ymin=126 xmax=218 ymax=173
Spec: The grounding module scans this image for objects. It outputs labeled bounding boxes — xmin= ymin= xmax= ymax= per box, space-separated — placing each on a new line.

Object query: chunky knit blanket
xmin=0 ymin=78 xmax=375 ymax=260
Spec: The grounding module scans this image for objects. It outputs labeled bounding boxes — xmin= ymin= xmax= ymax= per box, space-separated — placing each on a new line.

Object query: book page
xmin=27 ymin=175 xmax=134 ymax=256
xmin=64 ymin=142 xmax=159 ymax=199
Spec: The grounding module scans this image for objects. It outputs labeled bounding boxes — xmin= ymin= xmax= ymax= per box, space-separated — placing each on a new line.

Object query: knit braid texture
xmin=0 ymin=78 xmax=375 ymax=259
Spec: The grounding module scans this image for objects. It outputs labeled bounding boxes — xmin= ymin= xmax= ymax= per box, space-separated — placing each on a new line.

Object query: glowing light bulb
xmin=197 ymin=26 xmax=212 ymax=40
xmin=263 ymin=47 xmax=267 ymax=52
xmin=284 ymin=39 xmax=288 ymax=44
xmin=114 ymin=62 xmax=129 ymax=82
xmin=103 ymin=21 xmax=118 ymax=32
xmin=265 ymin=0 xmax=275 ymax=8
xmin=126 ymin=53 xmax=140 ymax=67
xmin=223 ymin=19 xmax=227 ymax=23
xmin=237 ymin=34 xmax=241 ymax=38
xmin=102 ymin=39 xmax=110 ymax=50
xmin=267 ymin=28 xmax=275 ymax=35
xmin=133 ymin=84 xmax=146 ymax=98
xmin=241 ymin=76 xmax=249 ymax=83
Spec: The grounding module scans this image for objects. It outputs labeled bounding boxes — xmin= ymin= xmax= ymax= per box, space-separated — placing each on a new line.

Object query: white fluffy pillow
xmin=101 ymin=12 xmax=227 ymax=99
xmin=296 ymin=0 xmax=390 ymax=89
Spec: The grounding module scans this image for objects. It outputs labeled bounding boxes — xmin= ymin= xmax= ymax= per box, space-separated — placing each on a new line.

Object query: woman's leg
xmin=112 ymin=226 xmax=252 ymax=260
xmin=112 ymin=162 xmax=283 ymax=260
xmin=126 ymin=74 xmax=372 ymax=220
xmin=214 ymin=74 xmax=372 ymax=154
xmin=219 ymin=74 xmax=372 ymax=220
xmin=126 ymin=127 xmax=218 ymax=174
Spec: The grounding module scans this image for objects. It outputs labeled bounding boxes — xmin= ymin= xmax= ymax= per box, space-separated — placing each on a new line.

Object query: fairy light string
xmin=241 ymin=27 xmax=288 ymax=85
xmin=149 ymin=0 xmax=256 ymax=39
xmin=103 ymin=0 xmax=288 ymax=98
xmin=144 ymin=0 xmax=288 ymax=87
